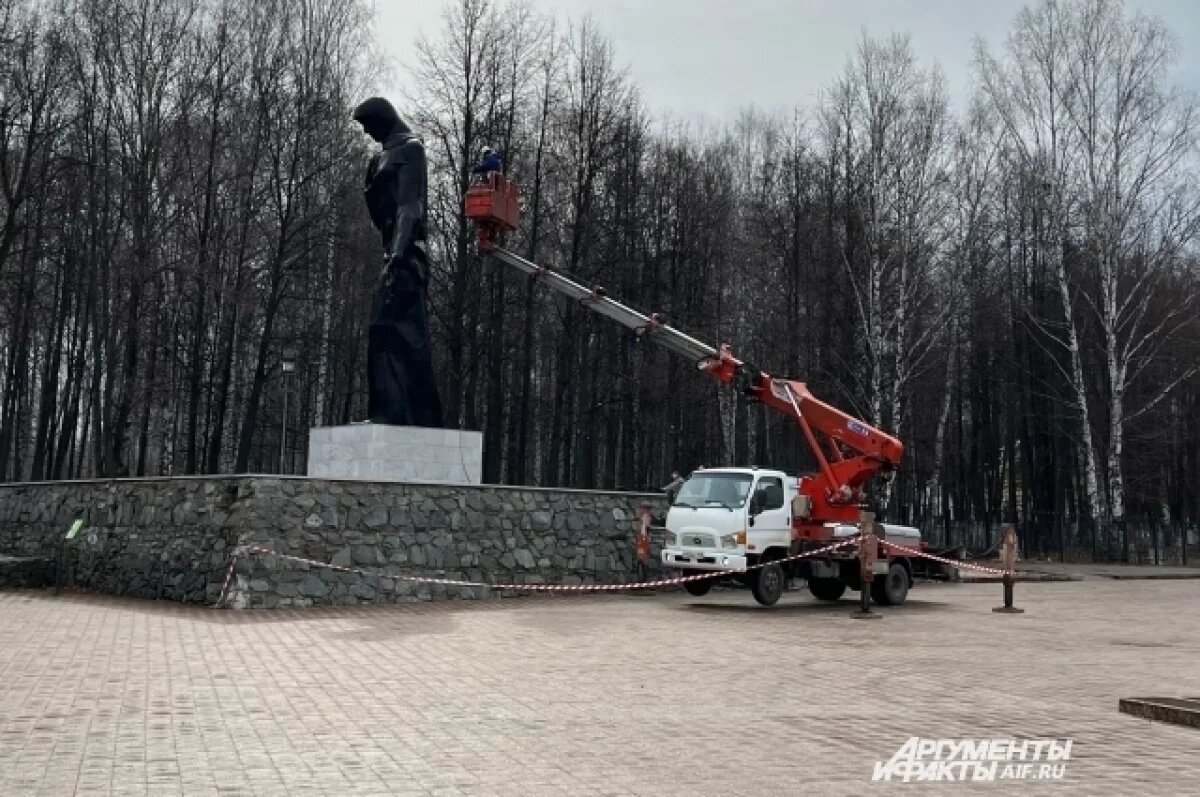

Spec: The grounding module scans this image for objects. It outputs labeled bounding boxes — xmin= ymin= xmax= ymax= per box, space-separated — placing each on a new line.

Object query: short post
xmin=635 ymin=505 xmax=652 ymax=586
xmin=56 ymin=519 xmax=84 ymax=596
xmin=992 ymin=524 xmax=1024 ymax=614
xmin=54 ymin=540 xmax=64 ymax=596
xmin=851 ymin=511 xmax=881 ymax=620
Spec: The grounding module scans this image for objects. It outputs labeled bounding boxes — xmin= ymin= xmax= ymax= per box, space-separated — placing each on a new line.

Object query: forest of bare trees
xmin=2 ymin=0 xmax=1197 ymax=562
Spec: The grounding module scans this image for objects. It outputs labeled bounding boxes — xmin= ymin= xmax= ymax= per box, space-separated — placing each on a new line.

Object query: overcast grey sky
xmin=377 ymin=0 xmax=1200 ymax=122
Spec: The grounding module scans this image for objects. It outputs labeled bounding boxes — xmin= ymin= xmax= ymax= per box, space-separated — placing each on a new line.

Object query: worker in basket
xmin=472 ymin=146 xmax=503 ymax=185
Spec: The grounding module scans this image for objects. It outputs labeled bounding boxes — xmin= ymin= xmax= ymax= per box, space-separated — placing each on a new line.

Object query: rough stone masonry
xmin=0 ymin=477 xmax=666 ymax=609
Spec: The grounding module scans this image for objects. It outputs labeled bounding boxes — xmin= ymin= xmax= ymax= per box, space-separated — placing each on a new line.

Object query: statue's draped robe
xmin=357 ymin=103 xmax=444 ymax=427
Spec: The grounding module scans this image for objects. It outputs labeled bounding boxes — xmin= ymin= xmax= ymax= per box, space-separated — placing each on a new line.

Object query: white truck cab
xmin=661 ymin=467 xmax=789 ymax=571
xmin=660 ymin=467 xmax=928 ymax=606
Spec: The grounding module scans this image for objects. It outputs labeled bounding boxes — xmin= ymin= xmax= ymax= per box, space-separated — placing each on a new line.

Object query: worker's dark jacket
xmin=473 ymin=153 xmax=503 ymax=174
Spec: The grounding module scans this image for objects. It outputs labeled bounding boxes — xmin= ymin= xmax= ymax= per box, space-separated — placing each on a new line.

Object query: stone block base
xmin=307 ymin=425 xmax=482 ymax=484
xmin=1118 ymin=697 xmax=1200 ymax=729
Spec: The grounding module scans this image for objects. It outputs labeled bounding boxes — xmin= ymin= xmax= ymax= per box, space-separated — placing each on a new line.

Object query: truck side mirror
xmin=749 ymin=494 xmax=762 ymax=516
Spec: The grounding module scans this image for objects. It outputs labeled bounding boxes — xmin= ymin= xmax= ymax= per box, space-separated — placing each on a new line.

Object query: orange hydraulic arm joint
xmin=696 ymin=346 xmax=903 ymax=522
xmin=464 ymin=175 xmax=903 ymax=522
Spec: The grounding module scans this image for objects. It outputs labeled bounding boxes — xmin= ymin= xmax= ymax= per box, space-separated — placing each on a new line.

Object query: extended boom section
xmin=489 ymin=248 xmax=717 ymax=364
xmin=465 ymin=174 xmax=904 ymax=540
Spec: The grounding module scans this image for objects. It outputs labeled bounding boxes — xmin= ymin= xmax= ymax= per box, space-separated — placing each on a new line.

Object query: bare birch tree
xmin=977 ymin=0 xmax=1106 ymax=534
xmin=822 ymin=33 xmax=952 ymax=511
xmin=1063 ymin=0 xmax=1199 ymax=555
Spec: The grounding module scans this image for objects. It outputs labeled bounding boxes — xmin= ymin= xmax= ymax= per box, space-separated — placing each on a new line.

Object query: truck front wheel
xmin=808 ymin=578 xmax=846 ymax=602
xmin=871 ymin=561 xmax=910 ymax=606
xmin=683 ymin=578 xmax=713 ymax=597
xmin=751 ymin=562 xmax=784 ymax=606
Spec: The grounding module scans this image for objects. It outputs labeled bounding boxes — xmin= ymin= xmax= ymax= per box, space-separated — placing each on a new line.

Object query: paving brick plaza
xmin=0 ymin=578 xmax=1196 ymax=796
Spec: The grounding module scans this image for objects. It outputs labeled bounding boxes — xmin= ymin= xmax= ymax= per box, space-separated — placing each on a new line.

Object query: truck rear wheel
xmin=682 ymin=578 xmax=712 ymax=597
xmin=751 ymin=562 xmax=784 ymax=606
xmin=807 ymin=578 xmax=846 ymax=602
xmin=871 ymin=561 xmax=909 ymax=606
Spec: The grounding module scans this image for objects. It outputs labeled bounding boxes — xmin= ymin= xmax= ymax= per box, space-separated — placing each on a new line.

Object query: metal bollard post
xmin=851 ymin=511 xmax=882 ymax=620
xmin=54 ymin=540 xmax=64 ymax=596
xmin=635 ymin=505 xmax=652 ymax=590
xmin=54 ymin=520 xmax=84 ymax=596
xmin=992 ymin=524 xmax=1025 ymax=614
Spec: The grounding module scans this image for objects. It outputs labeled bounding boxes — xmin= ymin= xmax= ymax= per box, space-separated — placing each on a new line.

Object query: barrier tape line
xmin=211 ymin=537 xmax=862 ymax=607
xmin=212 ymin=535 xmax=1016 ymax=609
xmin=213 ymin=551 xmax=241 ymax=610
xmin=880 ymin=539 xmax=1013 ymax=576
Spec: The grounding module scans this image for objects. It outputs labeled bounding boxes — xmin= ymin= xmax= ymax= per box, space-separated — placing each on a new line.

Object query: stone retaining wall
xmin=0 ymin=477 xmax=667 ymax=608
xmin=0 ymin=554 xmax=55 ymax=588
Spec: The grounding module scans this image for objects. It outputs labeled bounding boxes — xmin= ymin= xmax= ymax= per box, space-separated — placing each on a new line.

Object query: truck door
xmin=750 ymin=476 xmax=790 ymax=538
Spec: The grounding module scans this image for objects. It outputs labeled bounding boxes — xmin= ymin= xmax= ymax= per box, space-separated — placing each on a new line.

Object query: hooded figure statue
xmin=352 ymin=97 xmax=444 ymax=428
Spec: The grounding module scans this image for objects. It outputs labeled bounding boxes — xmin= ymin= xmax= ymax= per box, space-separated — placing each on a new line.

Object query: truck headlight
xmin=665 ymin=531 xmax=676 ymax=546
xmin=721 ymin=532 xmax=744 ymax=548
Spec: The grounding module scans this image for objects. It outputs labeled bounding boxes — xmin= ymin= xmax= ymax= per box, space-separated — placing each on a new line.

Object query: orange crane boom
xmin=464 ymin=174 xmax=903 ymax=534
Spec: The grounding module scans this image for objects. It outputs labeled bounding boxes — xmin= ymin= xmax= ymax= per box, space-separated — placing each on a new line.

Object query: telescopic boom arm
xmin=488 ymin=246 xmax=717 ymax=363
xmin=464 ymin=174 xmax=903 ymax=524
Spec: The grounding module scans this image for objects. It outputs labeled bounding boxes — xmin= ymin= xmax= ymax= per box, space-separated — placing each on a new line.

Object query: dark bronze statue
xmin=352 ymin=97 xmax=443 ymax=427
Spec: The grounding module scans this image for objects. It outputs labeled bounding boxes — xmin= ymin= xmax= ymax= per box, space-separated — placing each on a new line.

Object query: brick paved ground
xmin=957 ymin=560 xmax=1200 ymax=582
xmin=1014 ymin=561 xmax=1200 ymax=579
xmin=0 ymin=579 xmax=1196 ymax=796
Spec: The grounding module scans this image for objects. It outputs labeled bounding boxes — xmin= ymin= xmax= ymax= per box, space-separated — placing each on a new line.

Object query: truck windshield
xmin=674 ymin=473 xmax=754 ymax=509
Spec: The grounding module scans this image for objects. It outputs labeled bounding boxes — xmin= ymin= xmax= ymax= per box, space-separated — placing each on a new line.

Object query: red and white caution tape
xmin=213 ymin=551 xmax=241 ymax=609
xmin=211 ymin=537 xmax=862 ymax=607
xmin=880 ymin=539 xmax=1012 ymax=576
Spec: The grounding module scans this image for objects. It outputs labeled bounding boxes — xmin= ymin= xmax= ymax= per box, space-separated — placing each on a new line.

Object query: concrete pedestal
xmin=307 ymin=425 xmax=482 ymax=484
